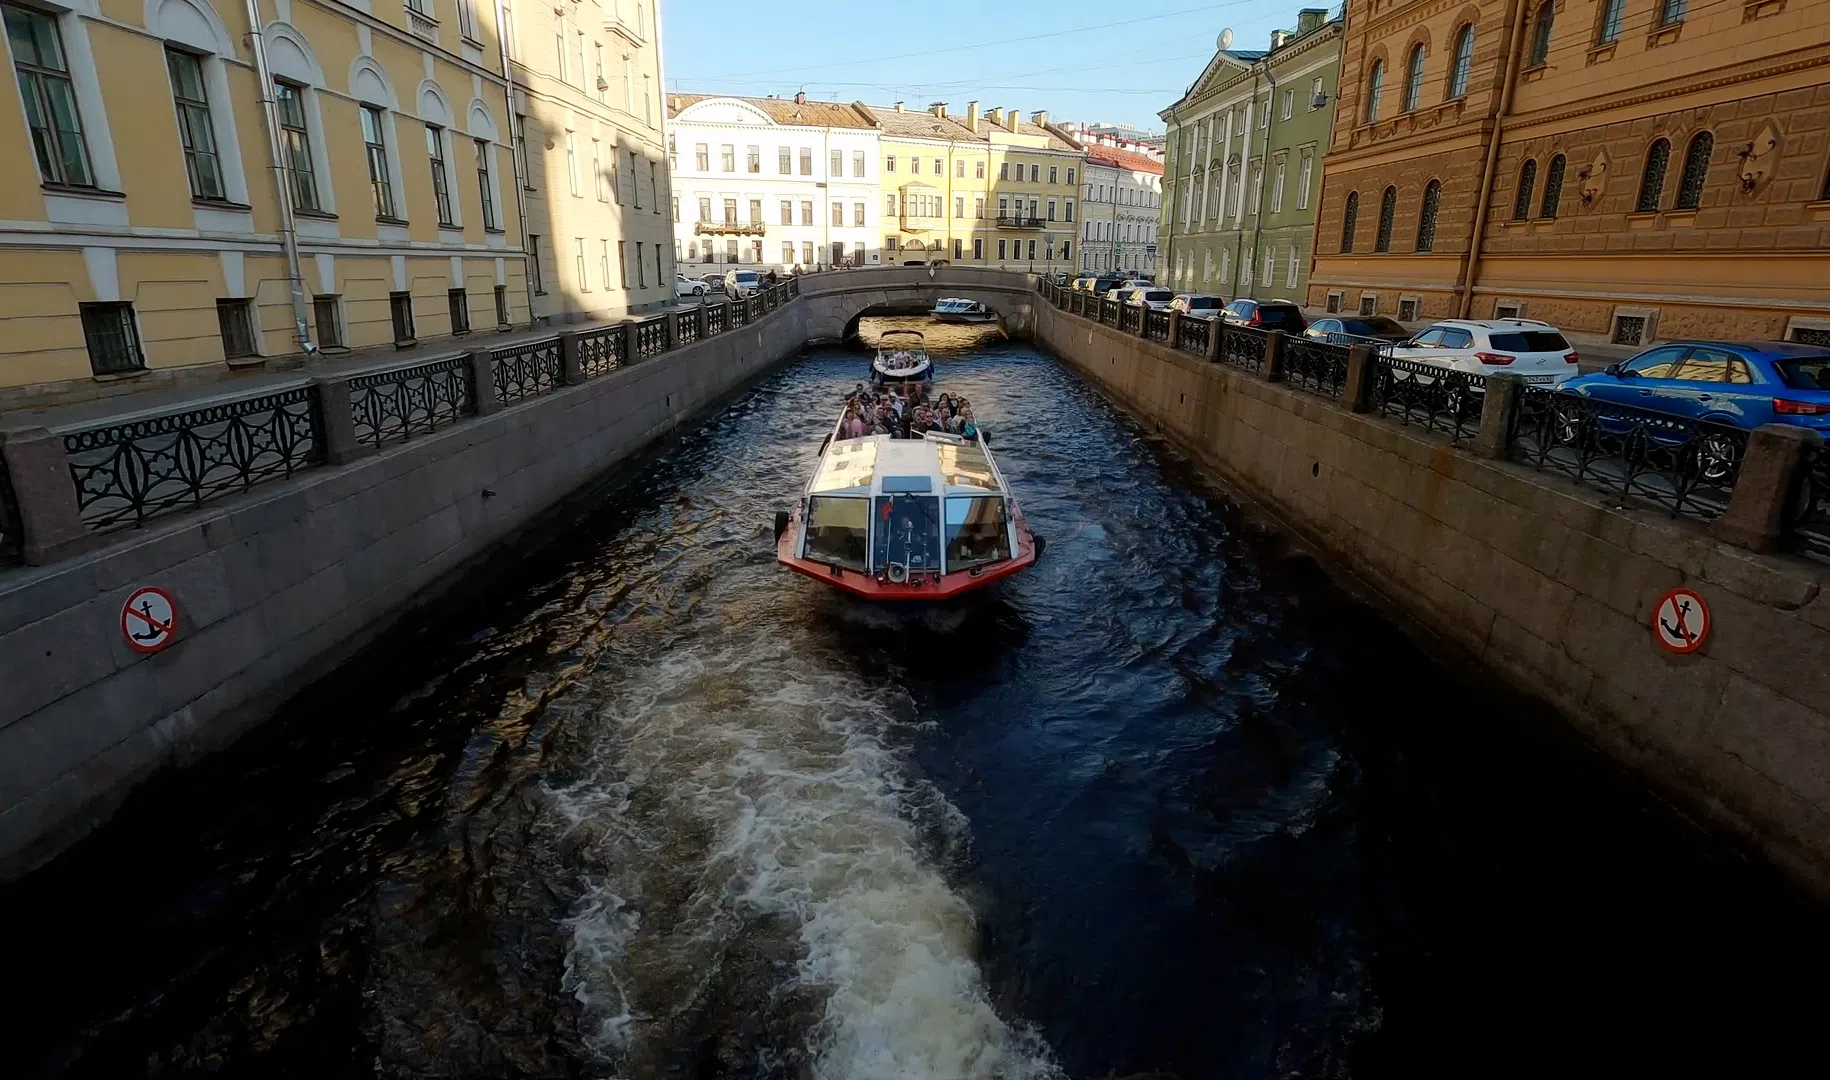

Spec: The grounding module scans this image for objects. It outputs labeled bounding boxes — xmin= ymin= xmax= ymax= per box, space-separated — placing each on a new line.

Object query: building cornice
xmin=1506 ymin=41 xmax=1830 ymax=135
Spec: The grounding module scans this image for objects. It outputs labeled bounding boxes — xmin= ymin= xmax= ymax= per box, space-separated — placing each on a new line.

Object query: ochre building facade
xmin=1308 ymin=0 xmax=1830 ymax=347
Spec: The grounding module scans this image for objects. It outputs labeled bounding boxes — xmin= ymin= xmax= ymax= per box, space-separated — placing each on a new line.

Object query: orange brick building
xmin=1308 ymin=0 xmax=1830 ymax=348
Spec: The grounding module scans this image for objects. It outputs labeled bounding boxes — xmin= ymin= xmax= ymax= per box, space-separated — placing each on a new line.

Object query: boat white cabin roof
xmin=808 ymin=431 xmax=1003 ymax=499
xmin=934 ymin=297 xmax=986 ymax=308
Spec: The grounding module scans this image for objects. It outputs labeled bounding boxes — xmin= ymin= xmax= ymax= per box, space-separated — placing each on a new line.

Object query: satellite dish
xmin=1218 ymin=27 xmax=1234 ymax=51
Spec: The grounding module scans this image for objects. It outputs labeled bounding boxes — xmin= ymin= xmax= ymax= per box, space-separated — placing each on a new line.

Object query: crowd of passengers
xmin=839 ymin=384 xmax=979 ymax=440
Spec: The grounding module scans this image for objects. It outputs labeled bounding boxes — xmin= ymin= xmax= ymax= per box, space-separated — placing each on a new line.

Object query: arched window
xmin=1675 ymin=131 xmax=1712 ymax=210
xmin=1341 ymin=191 xmax=1359 ymax=252
xmin=1415 ymin=179 xmax=1441 ymax=252
xmin=1403 ymin=44 xmax=1426 ymax=112
xmin=1375 ymin=185 xmax=1397 ymax=252
xmin=1528 ymin=1 xmax=1555 ymax=66
xmin=1513 ymin=159 xmax=1537 ymax=220
xmin=1636 ymin=137 xmax=1670 ymax=213
xmin=1540 ymin=154 xmax=1566 ymax=219
xmin=1596 ymin=0 xmax=1625 ymax=45
xmin=1365 ymin=60 xmax=1384 ymax=123
xmin=1448 ymin=25 xmax=1475 ymax=99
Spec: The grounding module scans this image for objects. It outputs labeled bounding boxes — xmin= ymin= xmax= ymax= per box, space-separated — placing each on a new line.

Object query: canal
xmin=5 ymin=323 xmax=1828 ymax=1079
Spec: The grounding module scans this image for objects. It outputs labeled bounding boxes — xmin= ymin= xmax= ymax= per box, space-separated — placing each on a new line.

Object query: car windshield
xmin=1488 ymin=330 xmax=1569 ymax=352
xmin=1342 ymin=317 xmax=1406 ymax=335
xmin=1775 ymin=356 xmax=1830 ymax=391
xmin=1227 ymin=301 xmax=1255 ymax=314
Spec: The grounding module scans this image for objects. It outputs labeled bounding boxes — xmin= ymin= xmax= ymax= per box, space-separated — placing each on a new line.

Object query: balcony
xmin=405 ymin=0 xmax=438 ymax=43
xmin=898 ymin=211 xmax=944 ymax=233
xmin=994 ymin=213 xmax=1045 ymax=229
xmin=694 ymin=221 xmax=766 ymax=236
xmin=606 ymin=13 xmax=647 ymax=46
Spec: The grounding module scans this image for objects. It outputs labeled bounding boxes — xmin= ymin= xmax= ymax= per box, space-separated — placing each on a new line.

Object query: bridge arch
xmin=795 ymin=267 xmax=1038 ymax=344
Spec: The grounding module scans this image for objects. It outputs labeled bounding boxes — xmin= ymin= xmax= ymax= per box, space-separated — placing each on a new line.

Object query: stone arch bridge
xmin=793 ymin=266 xmax=1039 ymax=343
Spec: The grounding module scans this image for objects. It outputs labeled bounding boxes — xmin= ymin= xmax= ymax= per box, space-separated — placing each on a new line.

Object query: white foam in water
xmin=549 ymin=642 xmax=1060 ymax=1079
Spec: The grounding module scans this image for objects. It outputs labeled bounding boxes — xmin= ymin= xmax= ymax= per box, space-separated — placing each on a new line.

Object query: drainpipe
xmin=1456 ymin=0 xmax=1530 ymax=319
xmin=494 ymin=0 xmax=536 ymax=326
xmin=242 ymin=0 xmax=313 ymax=355
xmin=1162 ymin=105 xmax=1179 ymax=284
xmin=1249 ymin=61 xmax=1279 ymax=301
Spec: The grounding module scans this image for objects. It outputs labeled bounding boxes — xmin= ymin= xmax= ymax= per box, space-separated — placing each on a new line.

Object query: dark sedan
xmin=1304 ymin=315 xmax=1413 ymax=346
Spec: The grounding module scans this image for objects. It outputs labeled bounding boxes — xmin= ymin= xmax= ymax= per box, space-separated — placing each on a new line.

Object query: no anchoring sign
xmin=121 ymin=586 xmax=178 ymax=654
xmin=1652 ymin=588 xmax=1710 ymax=655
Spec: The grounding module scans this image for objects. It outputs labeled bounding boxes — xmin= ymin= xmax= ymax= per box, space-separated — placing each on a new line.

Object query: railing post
xmin=1344 ymin=343 xmax=1379 ymax=413
xmin=1205 ymin=320 xmax=1223 ymax=363
xmin=697 ymin=301 xmax=711 ymax=339
xmin=1712 ymin=424 xmax=1821 ymax=553
xmin=1135 ymin=304 xmax=1150 ymax=339
xmin=1260 ymin=330 xmax=1286 ymax=382
xmin=468 ymin=346 xmax=502 ymax=416
xmin=1166 ymin=310 xmax=1182 ymax=350
xmin=558 ymin=330 xmax=584 ymax=385
xmin=665 ymin=310 xmax=683 ymax=351
xmin=311 ymin=376 xmax=368 ymax=465
xmin=723 ymin=299 xmax=735 ymax=329
xmin=1472 ymin=372 xmax=1524 ymax=459
xmin=0 ymin=428 xmax=91 ymax=564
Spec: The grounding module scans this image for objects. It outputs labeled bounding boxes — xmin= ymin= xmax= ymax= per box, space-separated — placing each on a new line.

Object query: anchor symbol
xmin=127 ymin=597 xmax=172 ymax=641
xmin=1660 ymin=598 xmax=1695 ymax=644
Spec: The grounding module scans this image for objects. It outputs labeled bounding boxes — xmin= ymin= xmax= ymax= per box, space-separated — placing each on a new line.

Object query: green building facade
xmin=1159 ymin=9 xmax=1342 ymax=304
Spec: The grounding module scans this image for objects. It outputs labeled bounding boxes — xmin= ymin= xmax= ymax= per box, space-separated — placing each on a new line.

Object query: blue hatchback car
xmin=1560 ymin=340 xmax=1830 ymax=431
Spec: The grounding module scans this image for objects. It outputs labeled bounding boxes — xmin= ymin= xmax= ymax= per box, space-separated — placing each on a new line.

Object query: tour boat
xmin=930 ymin=297 xmax=996 ymax=324
xmin=871 ymin=329 xmax=932 ymax=383
xmin=773 ymin=395 xmax=1043 ymax=601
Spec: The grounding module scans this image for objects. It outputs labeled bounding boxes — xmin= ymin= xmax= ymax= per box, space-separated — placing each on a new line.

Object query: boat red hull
xmin=775 ymin=508 xmax=1039 ymax=600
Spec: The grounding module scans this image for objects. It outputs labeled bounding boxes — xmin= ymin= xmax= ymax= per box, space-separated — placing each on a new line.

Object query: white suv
xmin=1125 ymin=287 xmax=1176 ymax=310
xmin=723 ymin=269 xmax=763 ymax=297
xmin=1389 ymin=319 xmax=1581 ymax=385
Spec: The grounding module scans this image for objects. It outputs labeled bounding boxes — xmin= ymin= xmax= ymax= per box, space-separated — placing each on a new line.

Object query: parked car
xmin=1220 ymin=298 xmax=1308 ymax=333
xmin=1559 ymin=340 xmax=1830 ymax=431
xmin=1170 ymin=294 xmax=1225 ymax=320
xmin=1125 ymin=287 xmax=1176 ymax=310
xmin=1389 ymin=318 xmax=1578 ymax=385
xmin=674 ymin=274 xmax=709 ymax=299
xmin=1109 ymin=287 xmax=1143 ymax=306
xmin=1071 ymin=274 xmax=1100 ymax=292
xmin=700 ymin=272 xmax=727 ymax=293
xmin=1087 ymin=275 xmax=1128 ymax=295
xmin=724 ymin=269 xmax=763 ymax=297
xmin=1114 ymin=278 xmax=1154 ymax=294
xmin=1304 ymin=315 xmax=1412 ymax=346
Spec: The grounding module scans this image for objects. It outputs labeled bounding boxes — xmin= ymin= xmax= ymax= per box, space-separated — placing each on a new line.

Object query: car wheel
xmin=695 ymin=285 xmax=706 ymax=296
xmin=1694 ymin=432 xmax=1740 ymax=485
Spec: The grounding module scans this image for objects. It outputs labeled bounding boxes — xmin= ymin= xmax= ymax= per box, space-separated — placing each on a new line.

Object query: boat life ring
xmin=886 ymin=561 xmax=909 ymax=584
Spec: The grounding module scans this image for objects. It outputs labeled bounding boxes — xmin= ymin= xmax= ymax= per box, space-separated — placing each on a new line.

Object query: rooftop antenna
xmin=1218 ymin=27 xmax=1234 ymax=51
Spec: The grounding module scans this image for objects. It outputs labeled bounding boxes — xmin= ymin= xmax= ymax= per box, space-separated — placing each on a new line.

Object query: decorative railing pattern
xmin=1218 ymin=325 xmax=1267 ymax=374
xmin=577 ymin=324 xmax=625 ymax=378
xmin=1281 ymin=337 xmax=1350 ymax=398
xmin=1144 ymin=309 xmax=1171 ymax=342
xmin=676 ymin=313 xmax=700 ymax=346
xmin=635 ymin=318 xmax=669 ymax=358
xmin=492 ymin=338 xmax=563 ymax=404
xmin=706 ymin=304 xmax=726 ymax=336
xmin=62 ymin=386 xmax=323 ymax=533
xmin=349 ymin=355 xmax=474 ymax=448
xmin=1176 ymin=315 xmax=1211 ymax=354
xmin=0 ymin=458 xmax=23 ymax=566
xmin=1117 ymin=304 xmax=1141 ymax=334
xmin=1786 ymin=444 xmax=1830 ymax=561
xmin=731 ymin=301 xmax=749 ymax=328
xmin=1508 ymin=389 xmax=1747 ymax=521
xmin=1369 ymin=358 xmax=1486 ymax=443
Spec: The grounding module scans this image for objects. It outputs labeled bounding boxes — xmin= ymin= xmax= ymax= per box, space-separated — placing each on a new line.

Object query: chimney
xmin=1006 ymin=106 xmax=1020 ymax=132
xmin=1270 ymin=28 xmax=1289 ymax=49
xmin=794 ymin=91 xmax=806 ymax=105
xmin=985 ymin=107 xmax=1002 ymax=127
xmin=966 ymin=100 xmax=980 ymax=133
xmin=894 ymin=101 xmax=904 ymax=112
xmin=1297 ymin=7 xmax=1327 ymax=34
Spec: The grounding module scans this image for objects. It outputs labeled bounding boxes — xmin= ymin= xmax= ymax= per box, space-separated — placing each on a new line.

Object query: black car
xmin=1303 ymin=315 xmax=1412 ymax=344
xmin=1221 ymin=298 xmax=1308 ymax=333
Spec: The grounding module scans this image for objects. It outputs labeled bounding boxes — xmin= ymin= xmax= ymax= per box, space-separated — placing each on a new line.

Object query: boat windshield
xmin=804 ymin=496 xmax=869 ymax=570
xmin=872 ymin=494 xmax=941 ymax=574
xmin=944 ymin=496 xmax=1010 ymax=570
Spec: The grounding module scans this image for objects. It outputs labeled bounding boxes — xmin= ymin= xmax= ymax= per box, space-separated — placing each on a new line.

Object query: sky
xmin=658 ymin=0 xmax=1319 ymax=132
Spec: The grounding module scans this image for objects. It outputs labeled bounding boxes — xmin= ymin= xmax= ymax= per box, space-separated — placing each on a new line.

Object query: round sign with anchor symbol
xmin=121 ymin=586 xmax=178 ymax=654
xmin=1652 ymin=588 xmax=1710 ymax=655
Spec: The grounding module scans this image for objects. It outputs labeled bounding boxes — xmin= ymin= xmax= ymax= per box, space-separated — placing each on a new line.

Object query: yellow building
xmin=866 ymin=101 xmax=1085 ymax=272
xmin=505 ymin=0 xmax=673 ymax=321
xmin=0 ymin=0 xmax=528 ymax=408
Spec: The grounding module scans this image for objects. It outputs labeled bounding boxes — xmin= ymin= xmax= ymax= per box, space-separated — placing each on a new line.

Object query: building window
xmin=886 ymin=154 xmax=896 ymax=173
xmin=720 ymin=143 xmax=734 ymax=171
xmin=976 ymin=161 xmax=985 ymax=179
xmin=476 ymin=139 xmax=497 ymax=228
xmin=1595 ymin=0 xmax=1624 ymax=45
xmin=357 ymin=105 xmax=396 ymax=218
xmin=313 ymin=296 xmax=342 ymax=348
xmin=1298 ymin=154 xmax=1313 ymax=210
xmin=1049 ymin=165 xmax=1059 ymax=184
xmin=801 ymin=199 xmax=813 ymax=225
xmin=998 ymin=161 xmax=1008 ymax=180
xmin=854 ymin=202 xmax=865 ymax=227
xmin=528 ymin=234 xmax=543 ymax=293
xmin=1658 ymin=0 xmax=1687 ymax=26
xmin=1636 ymin=137 xmax=1670 ymax=212
xmin=1065 ymin=198 xmax=1075 ymax=221
xmin=1340 ymin=191 xmax=1358 ymax=252
xmin=777 ymin=145 xmax=791 ymax=174
xmin=1403 ymin=45 xmax=1425 ymax=112
xmin=617 ymin=239 xmax=628 ymax=283
xmin=973 ymin=237 xmax=983 ymax=259
xmin=719 ymin=197 xmax=735 ymax=224
xmin=590 ymin=139 xmax=605 ymax=200
xmin=1326 ymin=290 xmax=1342 ymax=313
xmin=799 ymin=146 xmax=811 ymax=174
xmin=779 ymin=199 xmax=792 ymax=226
xmin=6 ymin=3 xmax=95 ymax=187
xmin=78 ymin=301 xmax=145 ymax=374
xmin=448 ymin=288 xmax=470 ymax=334
xmin=427 ymin=124 xmax=454 ymax=225
xmin=1047 ymin=198 xmax=1057 ymax=221
xmin=1448 ymin=26 xmax=1474 ymax=99
xmin=747 ymin=144 xmax=760 ymax=172
xmin=797 ymin=241 xmax=810 ymax=265
xmin=885 ymin=235 xmax=898 ymax=255
xmin=565 ymin=132 xmax=579 ymax=195
xmin=694 ymin=142 xmax=708 ymax=170
xmin=1675 ymin=131 xmax=1712 ymax=210
xmin=748 ymin=198 xmax=762 ymax=224
xmin=781 ymin=241 xmax=793 ymax=265
xmin=1364 ymin=60 xmax=1384 ymax=123
xmin=1281 ymin=89 xmax=1294 ymax=120
xmin=1399 ymin=297 xmax=1420 ymax=321
xmin=495 ymin=284 xmax=510 ymax=326
xmin=830 ymin=201 xmax=842 ymax=227
xmin=831 ymin=148 xmax=843 ymax=176
xmin=1416 ymin=179 xmax=1441 ymax=252
xmin=1375 ymin=186 xmax=1396 ymax=252
xmin=672 ymin=196 xmax=679 ymax=222
xmin=216 ymin=298 xmax=257 ymax=358
xmin=601 ymin=240 xmax=612 ymax=287
xmin=594 ymin=42 xmax=605 ymax=103
xmin=1540 ymin=154 xmax=1566 ymax=218
xmin=997 ymin=238 xmax=1006 ymax=259
xmin=934 ymin=158 xmax=943 ymax=175
xmin=1270 ymin=161 xmax=1286 ymax=213
xmin=389 ymin=291 xmax=415 ymax=343
xmin=1287 ymin=245 xmax=1300 ymax=287
xmin=1359 ymin=293 xmax=1378 ymax=317
xmin=1528 ymin=1 xmax=1555 ymax=66
xmin=1513 ymin=159 xmax=1537 ymax=220
xmin=166 ymin=48 xmax=225 ymax=199
xmin=1611 ymin=313 xmax=1647 ymax=346
xmin=273 ymin=82 xmax=320 ymax=212
xmin=575 ymin=238 xmax=588 ymax=289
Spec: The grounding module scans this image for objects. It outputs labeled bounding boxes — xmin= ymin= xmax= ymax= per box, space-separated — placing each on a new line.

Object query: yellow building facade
xmin=0 ymin=0 xmax=528 ymax=408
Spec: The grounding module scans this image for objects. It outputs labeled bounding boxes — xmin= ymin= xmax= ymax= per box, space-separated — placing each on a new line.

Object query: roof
xmin=668 ymin=93 xmax=876 ymax=130
xmin=1085 ymin=145 xmax=1163 ymax=175
xmin=859 ymin=105 xmax=1083 ymax=151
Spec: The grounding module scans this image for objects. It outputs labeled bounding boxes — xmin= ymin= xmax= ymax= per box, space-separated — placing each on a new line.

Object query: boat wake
xmin=549 ymin=638 xmax=1060 ymax=1080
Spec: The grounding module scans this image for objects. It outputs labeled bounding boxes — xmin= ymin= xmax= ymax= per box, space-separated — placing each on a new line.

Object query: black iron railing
xmin=1786 ymin=443 xmax=1830 ymax=562
xmin=731 ymin=300 xmax=749 ymax=328
xmin=1118 ymin=304 xmax=1141 ymax=333
xmin=1176 ymin=315 xmax=1211 ymax=354
xmin=62 ymin=385 xmax=323 ymax=533
xmin=1370 ymin=358 xmax=1486 ymax=443
xmin=492 ymin=338 xmax=563 ymax=403
xmin=635 ymin=318 xmax=669 ymax=358
xmin=1282 ymin=337 xmax=1351 ymax=398
xmin=0 ymin=457 xmax=22 ymax=566
xmin=994 ymin=213 xmax=1045 ymax=229
xmin=706 ymin=304 xmax=726 ymax=335
xmin=1219 ymin=325 xmax=1267 ymax=374
xmin=1321 ymin=331 xmax=1396 ymax=357
xmin=577 ymin=324 xmax=626 ymax=378
xmin=677 ymin=313 xmax=700 ymax=346
xmin=1145 ymin=309 xmax=1171 ymax=342
xmin=349 ymin=354 xmax=474 ymax=448
xmin=1508 ymin=389 xmax=1747 ymax=521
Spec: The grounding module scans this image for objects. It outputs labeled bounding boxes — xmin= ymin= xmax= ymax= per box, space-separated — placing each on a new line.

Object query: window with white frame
xmin=475 ymin=138 xmax=496 ymax=229
xmin=166 ymin=48 xmax=225 ymax=199
xmin=1281 ymin=89 xmax=1293 ymax=119
xmin=273 ymin=81 xmax=319 ymax=211
xmin=1297 ymin=153 xmax=1313 ymax=210
xmin=8 ymin=3 xmax=94 ymax=187
xmin=592 ymin=139 xmax=605 ymax=200
xmin=426 ymin=123 xmax=454 ymax=225
xmin=360 ymin=104 xmax=394 ymax=218
xmin=1270 ymin=160 xmax=1285 ymax=213
xmin=566 ymin=131 xmax=579 ymax=195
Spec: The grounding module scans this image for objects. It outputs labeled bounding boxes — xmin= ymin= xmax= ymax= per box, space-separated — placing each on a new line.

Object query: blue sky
xmin=659 ymin=0 xmax=1312 ymax=132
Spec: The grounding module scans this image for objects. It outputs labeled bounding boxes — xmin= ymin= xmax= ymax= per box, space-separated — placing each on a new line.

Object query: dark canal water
xmin=6 ymin=323 xmax=1829 ymax=1080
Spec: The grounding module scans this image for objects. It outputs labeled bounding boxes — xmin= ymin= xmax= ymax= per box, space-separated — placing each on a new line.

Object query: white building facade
xmin=667 ymin=94 xmax=881 ymax=273
xmin=1080 ymin=146 xmax=1163 ymax=275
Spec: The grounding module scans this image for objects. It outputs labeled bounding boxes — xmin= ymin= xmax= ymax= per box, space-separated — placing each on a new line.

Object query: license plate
xmin=1525 ymin=375 xmax=1559 ymax=384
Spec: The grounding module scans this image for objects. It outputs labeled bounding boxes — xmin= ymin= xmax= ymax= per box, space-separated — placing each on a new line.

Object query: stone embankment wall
xmin=0 ymin=303 xmax=806 ymax=879
xmin=1035 ymin=300 xmax=1830 ymax=894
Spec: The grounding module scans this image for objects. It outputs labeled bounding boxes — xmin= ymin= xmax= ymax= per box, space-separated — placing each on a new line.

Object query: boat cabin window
xmin=873 ymin=494 xmax=941 ymax=574
xmin=945 ymin=497 xmax=1011 ymax=570
xmin=804 ymin=496 xmax=869 ymax=570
